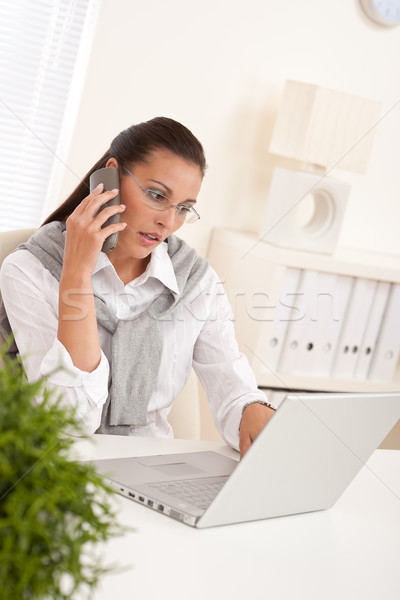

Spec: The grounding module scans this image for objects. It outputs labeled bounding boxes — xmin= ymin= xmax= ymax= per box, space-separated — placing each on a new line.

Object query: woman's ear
xmin=106 ymin=157 xmax=118 ymax=168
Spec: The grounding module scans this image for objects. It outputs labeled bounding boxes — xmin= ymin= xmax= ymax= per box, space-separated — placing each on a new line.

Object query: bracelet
xmin=242 ymin=400 xmax=277 ymax=416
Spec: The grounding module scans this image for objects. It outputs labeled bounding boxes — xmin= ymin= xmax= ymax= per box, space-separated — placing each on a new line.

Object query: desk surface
xmin=73 ymin=436 xmax=400 ymax=600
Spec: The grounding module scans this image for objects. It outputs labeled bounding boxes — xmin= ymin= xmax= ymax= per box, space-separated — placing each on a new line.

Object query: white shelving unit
xmin=207 ymin=228 xmax=400 ymax=395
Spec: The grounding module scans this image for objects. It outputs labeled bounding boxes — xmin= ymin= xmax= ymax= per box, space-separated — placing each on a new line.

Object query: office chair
xmin=0 ymin=228 xmax=36 ymax=345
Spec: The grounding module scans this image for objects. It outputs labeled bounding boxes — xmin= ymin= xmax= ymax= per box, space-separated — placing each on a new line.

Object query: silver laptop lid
xmin=197 ymin=391 xmax=400 ymax=527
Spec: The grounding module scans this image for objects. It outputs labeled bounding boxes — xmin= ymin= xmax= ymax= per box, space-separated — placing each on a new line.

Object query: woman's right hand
xmin=63 ymin=183 xmax=127 ymax=279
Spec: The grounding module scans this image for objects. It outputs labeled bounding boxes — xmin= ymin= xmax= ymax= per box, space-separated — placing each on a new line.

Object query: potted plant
xmin=0 ymin=346 xmax=122 ymax=599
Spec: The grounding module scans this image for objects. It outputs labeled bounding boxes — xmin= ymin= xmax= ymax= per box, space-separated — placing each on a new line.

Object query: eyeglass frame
xmin=122 ymin=166 xmax=200 ymax=224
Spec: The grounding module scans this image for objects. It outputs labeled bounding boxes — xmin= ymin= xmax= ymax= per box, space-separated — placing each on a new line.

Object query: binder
xmin=277 ymin=269 xmax=319 ymax=374
xmin=293 ymin=270 xmax=334 ymax=375
xmin=264 ymin=267 xmax=302 ymax=373
xmin=331 ymin=277 xmax=378 ymax=379
xmin=353 ymin=281 xmax=391 ymax=380
xmin=297 ymin=272 xmax=354 ymax=377
xmin=368 ymin=282 xmax=400 ymax=381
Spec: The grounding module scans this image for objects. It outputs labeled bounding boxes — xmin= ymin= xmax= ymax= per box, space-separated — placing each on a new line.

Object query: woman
xmin=0 ymin=117 xmax=275 ymax=456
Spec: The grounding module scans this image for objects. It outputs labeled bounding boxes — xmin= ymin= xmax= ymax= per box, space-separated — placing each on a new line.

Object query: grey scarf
xmin=0 ymin=221 xmax=208 ymax=433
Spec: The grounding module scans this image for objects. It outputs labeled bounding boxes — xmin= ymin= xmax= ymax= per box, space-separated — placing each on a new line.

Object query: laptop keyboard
xmin=149 ymin=478 xmax=228 ymax=510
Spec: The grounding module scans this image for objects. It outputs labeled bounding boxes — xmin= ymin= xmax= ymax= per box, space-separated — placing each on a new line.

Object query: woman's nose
xmin=156 ymin=206 xmax=177 ymax=229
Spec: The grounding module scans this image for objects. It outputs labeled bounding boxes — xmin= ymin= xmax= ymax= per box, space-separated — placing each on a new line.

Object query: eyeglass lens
xmin=143 ymin=190 xmax=198 ymax=223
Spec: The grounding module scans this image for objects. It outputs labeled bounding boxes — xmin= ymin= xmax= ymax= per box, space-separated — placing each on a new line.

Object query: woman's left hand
xmin=239 ymin=402 xmax=275 ymax=458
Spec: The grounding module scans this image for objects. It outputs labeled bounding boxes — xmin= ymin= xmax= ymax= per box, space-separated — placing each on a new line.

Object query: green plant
xmin=0 ymin=346 xmax=123 ymax=599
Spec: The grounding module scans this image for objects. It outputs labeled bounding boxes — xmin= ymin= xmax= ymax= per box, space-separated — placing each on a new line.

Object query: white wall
xmin=58 ymin=0 xmax=400 ymax=258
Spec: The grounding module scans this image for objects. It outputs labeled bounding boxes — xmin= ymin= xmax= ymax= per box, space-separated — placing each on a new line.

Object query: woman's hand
xmin=239 ymin=402 xmax=276 ymax=458
xmin=63 ymin=183 xmax=126 ymax=279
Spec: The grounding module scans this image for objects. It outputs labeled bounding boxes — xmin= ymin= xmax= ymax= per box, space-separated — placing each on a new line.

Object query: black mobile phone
xmin=89 ymin=167 xmax=121 ymax=253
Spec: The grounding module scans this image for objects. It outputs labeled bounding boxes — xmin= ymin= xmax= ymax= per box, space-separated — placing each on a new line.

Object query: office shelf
xmin=207 ymin=228 xmax=400 ymax=394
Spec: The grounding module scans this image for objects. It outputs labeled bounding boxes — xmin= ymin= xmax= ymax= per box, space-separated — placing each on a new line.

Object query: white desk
xmin=73 ymin=436 xmax=400 ymax=600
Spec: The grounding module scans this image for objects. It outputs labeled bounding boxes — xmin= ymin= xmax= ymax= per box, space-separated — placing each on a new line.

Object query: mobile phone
xmin=89 ymin=167 xmax=121 ymax=253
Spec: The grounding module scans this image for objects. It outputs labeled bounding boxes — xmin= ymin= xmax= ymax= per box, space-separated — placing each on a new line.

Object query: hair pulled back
xmin=43 ymin=116 xmax=206 ymax=224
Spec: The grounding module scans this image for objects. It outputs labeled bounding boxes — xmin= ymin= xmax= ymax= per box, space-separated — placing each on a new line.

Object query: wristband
xmin=242 ymin=400 xmax=277 ymax=415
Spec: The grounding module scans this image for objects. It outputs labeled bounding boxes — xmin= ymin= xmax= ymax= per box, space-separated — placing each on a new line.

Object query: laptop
xmin=92 ymin=391 xmax=400 ymax=528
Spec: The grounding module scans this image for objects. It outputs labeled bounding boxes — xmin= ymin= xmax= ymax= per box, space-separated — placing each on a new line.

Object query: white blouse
xmin=0 ymin=239 xmax=265 ymax=450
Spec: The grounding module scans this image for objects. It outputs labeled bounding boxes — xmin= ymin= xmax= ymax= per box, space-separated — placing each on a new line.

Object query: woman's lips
xmin=138 ymin=232 xmax=161 ymax=246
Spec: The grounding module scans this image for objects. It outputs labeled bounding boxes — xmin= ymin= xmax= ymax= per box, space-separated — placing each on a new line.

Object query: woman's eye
xmin=177 ymin=204 xmax=191 ymax=213
xmin=147 ymin=189 xmax=168 ymax=204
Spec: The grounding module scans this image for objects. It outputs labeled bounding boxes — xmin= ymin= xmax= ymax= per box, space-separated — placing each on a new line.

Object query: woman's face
xmin=107 ymin=149 xmax=203 ymax=265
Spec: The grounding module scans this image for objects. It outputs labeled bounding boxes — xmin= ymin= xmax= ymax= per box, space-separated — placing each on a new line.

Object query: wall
xmin=57 ymin=0 xmax=400 ymax=259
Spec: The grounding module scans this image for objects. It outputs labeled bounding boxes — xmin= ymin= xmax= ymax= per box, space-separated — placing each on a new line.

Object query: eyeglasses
xmin=122 ymin=166 xmax=200 ymax=224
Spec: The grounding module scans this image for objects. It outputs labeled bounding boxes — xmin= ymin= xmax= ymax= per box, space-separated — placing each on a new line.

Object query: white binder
xmin=368 ymin=282 xmax=400 ymax=382
xmin=353 ymin=281 xmax=391 ymax=380
xmin=304 ymin=272 xmax=354 ymax=377
xmin=331 ymin=277 xmax=378 ymax=379
xmin=264 ymin=267 xmax=302 ymax=373
xmin=277 ymin=269 xmax=319 ymax=374
xmin=294 ymin=270 xmax=338 ymax=376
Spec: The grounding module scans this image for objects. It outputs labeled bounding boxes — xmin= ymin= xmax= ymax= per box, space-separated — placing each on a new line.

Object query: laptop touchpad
xmin=140 ymin=461 xmax=204 ymax=477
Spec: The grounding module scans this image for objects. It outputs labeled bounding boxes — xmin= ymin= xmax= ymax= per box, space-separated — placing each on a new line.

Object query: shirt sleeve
xmin=191 ymin=268 xmax=266 ymax=451
xmin=0 ymin=251 xmax=109 ymax=434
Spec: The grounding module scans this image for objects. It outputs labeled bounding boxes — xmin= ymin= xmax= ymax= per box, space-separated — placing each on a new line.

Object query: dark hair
xmin=42 ymin=116 xmax=207 ymax=224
